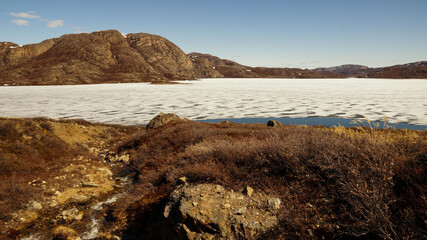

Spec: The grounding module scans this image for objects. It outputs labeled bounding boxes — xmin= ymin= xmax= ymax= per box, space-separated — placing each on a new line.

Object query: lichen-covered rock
xmin=67 ymin=194 xmax=90 ymax=204
xmin=60 ymin=207 xmax=84 ymax=222
xmin=162 ymin=183 xmax=281 ymax=240
xmin=52 ymin=226 xmax=81 ymax=240
xmin=146 ymin=112 xmax=182 ymax=130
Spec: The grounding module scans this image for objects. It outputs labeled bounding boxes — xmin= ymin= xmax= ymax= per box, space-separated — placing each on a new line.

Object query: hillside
xmin=188 ymin=52 xmax=343 ymax=79
xmin=0 ymin=30 xmax=196 ymax=85
xmin=367 ymin=61 xmax=427 ymax=79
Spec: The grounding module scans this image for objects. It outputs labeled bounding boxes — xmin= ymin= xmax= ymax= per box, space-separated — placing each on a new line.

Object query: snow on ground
xmin=0 ymin=79 xmax=426 ymax=126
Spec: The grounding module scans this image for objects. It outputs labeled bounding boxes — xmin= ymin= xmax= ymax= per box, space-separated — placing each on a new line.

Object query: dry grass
xmin=109 ymin=121 xmax=426 ymax=239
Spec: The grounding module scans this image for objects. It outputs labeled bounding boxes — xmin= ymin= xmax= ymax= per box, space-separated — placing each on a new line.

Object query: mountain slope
xmin=367 ymin=61 xmax=427 ymax=79
xmin=0 ymin=30 xmax=196 ymax=85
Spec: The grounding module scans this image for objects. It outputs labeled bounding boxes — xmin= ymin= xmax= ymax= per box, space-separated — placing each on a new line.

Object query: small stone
xmin=98 ymin=167 xmax=113 ymax=177
xmin=50 ymin=201 xmax=59 ymax=207
xmin=68 ymin=194 xmax=90 ymax=204
xmin=178 ymin=177 xmax=187 ymax=184
xmin=192 ymin=202 xmax=198 ymax=206
xmin=27 ymin=200 xmax=42 ymax=210
xmin=222 ymin=203 xmax=231 ymax=209
xmin=234 ymin=207 xmax=247 ymax=215
xmin=268 ymin=198 xmax=281 ymax=210
xmin=82 ymin=182 xmax=99 ymax=188
xmin=243 ymin=186 xmax=254 ymax=197
xmin=61 ymin=207 xmax=83 ymax=221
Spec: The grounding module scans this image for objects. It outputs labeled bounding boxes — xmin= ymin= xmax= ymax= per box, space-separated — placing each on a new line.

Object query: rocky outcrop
xmin=161 ymin=183 xmax=281 ymax=240
xmin=128 ymin=33 xmax=196 ymax=80
xmin=146 ymin=112 xmax=183 ymax=130
xmin=0 ymin=39 xmax=56 ymax=71
xmin=0 ymin=30 xmax=197 ymax=85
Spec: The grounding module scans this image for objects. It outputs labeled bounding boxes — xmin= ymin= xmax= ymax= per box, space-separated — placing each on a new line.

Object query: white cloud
xmin=10 ymin=12 xmax=40 ymax=19
xmin=47 ymin=20 xmax=64 ymax=28
xmin=11 ymin=19 xmax=29 ymax=26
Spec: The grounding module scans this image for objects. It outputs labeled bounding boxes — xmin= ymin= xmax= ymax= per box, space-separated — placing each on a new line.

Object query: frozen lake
xmin=0 ymin=78 xmax=426 ymax=127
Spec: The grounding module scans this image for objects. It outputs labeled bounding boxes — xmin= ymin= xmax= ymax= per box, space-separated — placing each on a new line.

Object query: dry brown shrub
xmin=111 ymin=121 xmax=427 ymax=239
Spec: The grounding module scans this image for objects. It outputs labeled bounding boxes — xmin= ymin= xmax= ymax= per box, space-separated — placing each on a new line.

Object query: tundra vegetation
xmin=0 ymin=117 xmax=425 ymax=239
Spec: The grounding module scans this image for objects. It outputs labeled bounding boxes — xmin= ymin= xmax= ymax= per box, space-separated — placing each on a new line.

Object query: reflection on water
xmin=0 ymin=78 xmax=426 ymax=128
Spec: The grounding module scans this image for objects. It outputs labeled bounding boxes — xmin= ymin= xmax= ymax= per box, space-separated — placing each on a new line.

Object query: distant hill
xmin=188 ymin=52 xmax=343 ymax=79
xmin=0 ymin=30 xmax=425 ymax=85
xmin=314 ymin=62 xmax=427 ymax=78
xmin=314 ymin=64 xmax=376 ymax=78
xmin=366 ymin=61 xmax=427 ymax=79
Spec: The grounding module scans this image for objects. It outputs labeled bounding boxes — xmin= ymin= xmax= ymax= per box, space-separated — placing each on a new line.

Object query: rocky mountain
xmin=0 ymin=30 xmax=196 ymax=85
xmin=0 ymin=30 xmax=425 ymax=85
xmin=188 ymin=52 xmax=344 ymax=79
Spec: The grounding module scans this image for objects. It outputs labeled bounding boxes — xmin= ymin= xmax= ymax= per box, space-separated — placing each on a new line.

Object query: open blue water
xmin=199 ymin=117 xmax=427 ymax=130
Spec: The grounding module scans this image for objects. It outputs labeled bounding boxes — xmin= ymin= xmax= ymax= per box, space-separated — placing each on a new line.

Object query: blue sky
xmin=1 ymin=0 xmax=426 ymax=68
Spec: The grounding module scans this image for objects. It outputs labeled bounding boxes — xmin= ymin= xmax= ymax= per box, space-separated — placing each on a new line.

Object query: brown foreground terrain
xmin=0 ymin=115 xmax=426 ymax=239
xmin=1 ymin=30 xmax=425 ymax=86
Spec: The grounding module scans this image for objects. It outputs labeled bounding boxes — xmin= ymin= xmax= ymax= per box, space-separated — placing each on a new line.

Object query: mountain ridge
xmin=0 ymin=30 xmax=425 ymax=85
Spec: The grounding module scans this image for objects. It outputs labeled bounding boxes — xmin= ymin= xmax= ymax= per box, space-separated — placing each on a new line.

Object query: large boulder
xmin=146 ymin=112 xmax=182 ymax=130
xmin=161 ymin=183 xmax=281 ymax=240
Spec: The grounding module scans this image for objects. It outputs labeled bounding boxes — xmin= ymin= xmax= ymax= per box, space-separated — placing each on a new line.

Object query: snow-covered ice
xmin=0 ymin=78 xmax=425 ymax=126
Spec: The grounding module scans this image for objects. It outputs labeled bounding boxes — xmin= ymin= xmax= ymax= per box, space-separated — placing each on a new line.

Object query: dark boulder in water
xmin=267 ymin=120 xmax=282 ymax=127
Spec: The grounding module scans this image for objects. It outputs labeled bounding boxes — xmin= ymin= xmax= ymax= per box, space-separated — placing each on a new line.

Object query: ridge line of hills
xmin=0 ymin=29 xmax=426 ymax=85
